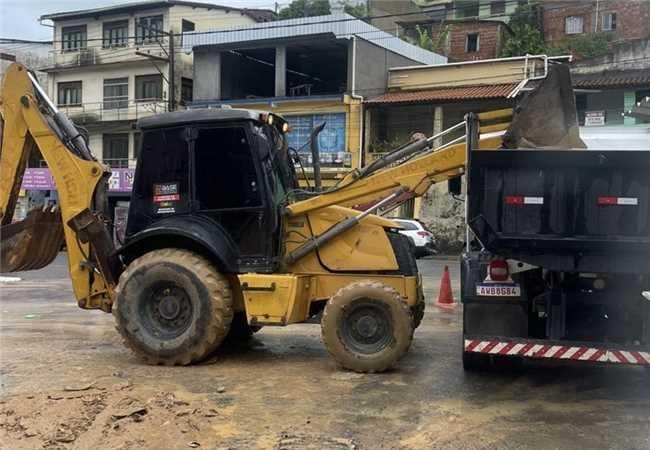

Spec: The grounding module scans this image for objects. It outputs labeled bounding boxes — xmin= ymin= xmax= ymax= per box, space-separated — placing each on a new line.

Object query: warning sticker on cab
xmin=153 ymin=194 xmax=180 ymax=203
xmin=476 ymin=283 xmax=521 ymax=297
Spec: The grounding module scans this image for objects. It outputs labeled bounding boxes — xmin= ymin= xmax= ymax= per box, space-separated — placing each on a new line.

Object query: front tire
xmin=321 ymin=281 xmax=414 ymax=373
xmin=113 ymin=249 xmax=233 ymax=365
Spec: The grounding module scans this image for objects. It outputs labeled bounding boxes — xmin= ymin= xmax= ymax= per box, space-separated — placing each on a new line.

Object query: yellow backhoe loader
xmin=0 ymin=61 xmax=583 ymax=372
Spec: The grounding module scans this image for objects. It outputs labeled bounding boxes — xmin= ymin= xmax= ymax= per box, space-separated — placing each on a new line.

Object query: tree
xmin=406 ymin=25 xmax=448 ymax=54
xmin=277 ymin=0 xmax=330 ymax=20
xmin=277 ymin=0 xmax=367 ymax=20
xmin=500 ymin=23 xmax=548 ymax=57
xmin=500 ymin=3 xmax=548 ymax=57
xmin=343 ymin=2 xmax=367 ymax=19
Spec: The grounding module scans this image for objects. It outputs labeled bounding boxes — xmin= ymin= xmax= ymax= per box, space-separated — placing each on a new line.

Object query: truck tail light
xmin=488 ymin=259 xmax=509 ymax=282
xmin=417 ymin=231 xmax=430 ymax=237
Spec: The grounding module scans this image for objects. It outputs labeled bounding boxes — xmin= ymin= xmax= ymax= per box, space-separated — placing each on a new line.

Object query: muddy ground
xmin=1 ymin=254 xmax=650 ymax=450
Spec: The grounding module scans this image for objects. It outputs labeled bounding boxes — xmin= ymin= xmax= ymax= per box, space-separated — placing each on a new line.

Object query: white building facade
xmin=40 ymin=0 xmax=272 ymax=168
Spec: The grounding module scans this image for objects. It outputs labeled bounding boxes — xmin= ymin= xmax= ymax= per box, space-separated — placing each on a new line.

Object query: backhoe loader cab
xmin=122 ymin=108 xmax=294 ymax=274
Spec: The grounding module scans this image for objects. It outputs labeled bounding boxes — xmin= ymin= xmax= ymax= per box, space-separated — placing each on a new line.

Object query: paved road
xmin=1 ymin=254 xmax=649 ymax=449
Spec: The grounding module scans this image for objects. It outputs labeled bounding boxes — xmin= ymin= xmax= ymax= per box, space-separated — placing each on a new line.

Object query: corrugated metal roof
xmin=365 ymin=84 xmax=518 ymax=105
xmin=183 ymin=13 xmax=446 ymax=66
xmin=573 ymin=70 xmax=650 ymax=89
xmin=41 ymin=1 xmax=273 ymax=22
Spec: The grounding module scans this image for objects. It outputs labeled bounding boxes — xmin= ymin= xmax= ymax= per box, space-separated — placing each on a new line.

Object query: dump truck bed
xmin=467 ymin=149 xmax=650 ymax=274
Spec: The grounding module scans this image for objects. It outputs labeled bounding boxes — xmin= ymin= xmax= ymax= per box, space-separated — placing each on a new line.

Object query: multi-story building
xmin=369 ymin=0 xmax=523 ymax=61
xmin=542 ymin=0 xmax=650 ymax=44
xmin=187 ymin=13 xmax=445 ymax=185
xmin=539 ymin=1 xmax=650 ymax=149
xmin=39 ymin=0 xmax=273 ymax=170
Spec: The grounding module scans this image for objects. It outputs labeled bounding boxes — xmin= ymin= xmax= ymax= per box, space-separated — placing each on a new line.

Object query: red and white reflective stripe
xmin=504 ymin=196 xmax=544 ymax=205
xmin=597 ymin=196 xmax=638 ymax=206
xmin=464 ymin=339 xmax=650 ymax=365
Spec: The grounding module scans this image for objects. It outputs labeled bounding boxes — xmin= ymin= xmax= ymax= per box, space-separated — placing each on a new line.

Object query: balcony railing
xmin=57 ymin=98 xmax=167 ymax=124
xmin=46 ymin=42 xmax=169 ymax=69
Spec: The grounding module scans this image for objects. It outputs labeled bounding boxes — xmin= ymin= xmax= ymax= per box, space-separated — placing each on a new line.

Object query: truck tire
xmin=462 ymin=351 xmax=491 ymax=372
xmin=113 ymin=249 xmax=233 ymax=365
xmin=321 ymin=281 xmax=414 ymax=373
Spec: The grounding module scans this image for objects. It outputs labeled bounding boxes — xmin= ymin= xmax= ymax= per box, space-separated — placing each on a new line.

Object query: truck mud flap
xmin=464 ymin=337 xmax=650 ymax=366
xmin=0 ymin=207 xmax=64 ymax=272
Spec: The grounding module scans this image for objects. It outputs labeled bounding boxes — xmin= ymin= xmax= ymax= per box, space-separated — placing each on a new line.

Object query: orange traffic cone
xmin=436 ymin=265 xmax=456 ymax=311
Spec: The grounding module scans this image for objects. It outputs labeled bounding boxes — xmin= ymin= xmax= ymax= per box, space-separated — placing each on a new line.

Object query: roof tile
xmin=365 ymin=84 xmax=518 ymax=105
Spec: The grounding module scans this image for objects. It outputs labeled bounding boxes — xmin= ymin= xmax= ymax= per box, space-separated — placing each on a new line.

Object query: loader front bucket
xmin=503 ymin=63 xmax=587 ymax=149
xmin=0 ymin=207 xmax=64 ymax=272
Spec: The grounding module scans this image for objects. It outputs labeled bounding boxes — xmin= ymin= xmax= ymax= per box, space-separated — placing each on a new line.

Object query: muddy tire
xmin=225 ymin=312 xmax=262 ymax=342
xmin=113 ymin=249 xmax=233 ymax=365
xmin=321 ymin=281 xmax=414 ymax=373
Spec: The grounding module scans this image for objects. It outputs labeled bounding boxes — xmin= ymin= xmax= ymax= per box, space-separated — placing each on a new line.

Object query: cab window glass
xmin=194 ymin=127 xmax=261 ymax=210
xmin=136 ymin=127 xmax=189 ymax=216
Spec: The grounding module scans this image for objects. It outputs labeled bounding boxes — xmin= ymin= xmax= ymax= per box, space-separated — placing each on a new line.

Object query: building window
xmin=182 ymin=19 xmax=195 ymax=33
xmin=103 ymin=134 xmax=129 ymax=168
xmin=285 ymin=113 xmax=348 ymax=167
xmin=456 ymin=1 xmax=479 ymax=18
xmin=103 ymin=20 xmax=129 ymax=48
xmin=136 ymin=15 xmax=163 ymax=44
xmin=465 ymin=33 xmax=479 ymax=52
xmin=103 ymin=77 xmax=128 ymax=110
xmin=135 ymin=74 xmax=163 ymax=101
xmin=57 ymin=81 xmax=82 ymax=106
xmin=181 ymin=78 xmax=193 ymax=104
xmin=602 ymin=12 xmax=617 ymax=31
xmin=565 ymin=16 xmax=584 ymax=34
xmin=61 ymin=25 xmax=87 ymax=52
xmin=490 ymin=1 xmax=506 ymax=15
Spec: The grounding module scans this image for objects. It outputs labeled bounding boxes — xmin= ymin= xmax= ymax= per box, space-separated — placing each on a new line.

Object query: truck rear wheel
xmin=113 ymin=249 xmax=233 ymax=365
xmin=321 ymin=281 xmax=413 ymax=373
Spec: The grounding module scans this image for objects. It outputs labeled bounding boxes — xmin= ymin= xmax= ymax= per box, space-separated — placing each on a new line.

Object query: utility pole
xmin=168 ymin=28 xmax=175 ymax=112
xmin=135 ymin=19 xmax=175 ymax=112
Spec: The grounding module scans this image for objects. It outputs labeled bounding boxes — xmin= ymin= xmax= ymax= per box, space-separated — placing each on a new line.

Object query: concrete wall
xmin=352 ymin=38 xmax=423 ymax=98
xmin=572 ymin=39 xmax=650 ymax=74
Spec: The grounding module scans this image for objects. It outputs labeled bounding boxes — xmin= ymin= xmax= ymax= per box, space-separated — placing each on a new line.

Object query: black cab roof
xmin=137 ymin=108 xmax=266 ymax=130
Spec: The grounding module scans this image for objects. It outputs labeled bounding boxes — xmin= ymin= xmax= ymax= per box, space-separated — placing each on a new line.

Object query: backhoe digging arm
xmin=0 ymin=63 xmax=118 ymax=311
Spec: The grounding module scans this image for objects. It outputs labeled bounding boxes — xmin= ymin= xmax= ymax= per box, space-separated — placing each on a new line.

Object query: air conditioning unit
xmin=77 ymin=48 xmax=95 ymax=66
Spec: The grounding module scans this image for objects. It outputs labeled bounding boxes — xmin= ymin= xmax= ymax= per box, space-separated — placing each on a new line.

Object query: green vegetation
xmin=277 ymin=0 xmax=367 ymax=20
xmin=500 ymin=3 xmax=547 ymax=57
xmin=406 ymin=25 xmax=449 ymax=54
xmin=501 ymin=3 xmax=613 ymax=59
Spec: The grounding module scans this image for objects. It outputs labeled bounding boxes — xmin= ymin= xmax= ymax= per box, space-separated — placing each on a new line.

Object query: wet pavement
xmin=1 ymin=254 xmax=649 ymax=449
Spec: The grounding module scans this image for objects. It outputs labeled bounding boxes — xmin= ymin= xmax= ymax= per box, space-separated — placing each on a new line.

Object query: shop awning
xmin=572 ymin=70 xmax=650 ymax=89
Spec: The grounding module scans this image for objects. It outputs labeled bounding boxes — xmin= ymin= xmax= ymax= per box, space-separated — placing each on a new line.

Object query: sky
xmin=0 ymin=0 xmax=281 ymax=41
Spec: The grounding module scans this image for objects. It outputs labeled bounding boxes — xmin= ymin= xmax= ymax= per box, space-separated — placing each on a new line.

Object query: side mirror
xmin=448 ymin=176 xmax=462 ymax=196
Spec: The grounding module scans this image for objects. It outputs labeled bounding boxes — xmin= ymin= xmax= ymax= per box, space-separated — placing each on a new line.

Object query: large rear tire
xmin=321 ymin=281 xmax=413 ymax=373
xmin=113 ymin=249 xmax=233 ymax=365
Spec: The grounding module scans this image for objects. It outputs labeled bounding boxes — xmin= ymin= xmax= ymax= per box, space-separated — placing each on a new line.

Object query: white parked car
xmin=392 ymin=218 xmax=436 ymax=257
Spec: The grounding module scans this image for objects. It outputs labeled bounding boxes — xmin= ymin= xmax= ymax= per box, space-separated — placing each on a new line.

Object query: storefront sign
xmin=585 ymin=110 xmax=605 ymax=126
xmin=22 ymin=168 xmax=135 ymax=192
xmin=21 ymin=169 xmax=56 ymax=190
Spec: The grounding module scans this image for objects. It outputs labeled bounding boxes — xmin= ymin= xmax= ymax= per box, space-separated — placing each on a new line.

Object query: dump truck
xmin=1 ymin=60 xmax=583 ymax=372
xmin=461 ymin=68 xmax=650 ymax=370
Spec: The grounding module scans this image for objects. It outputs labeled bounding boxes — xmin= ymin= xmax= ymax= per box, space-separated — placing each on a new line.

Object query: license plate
xmin=476 ymin=283 xmax=521 ymax=297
